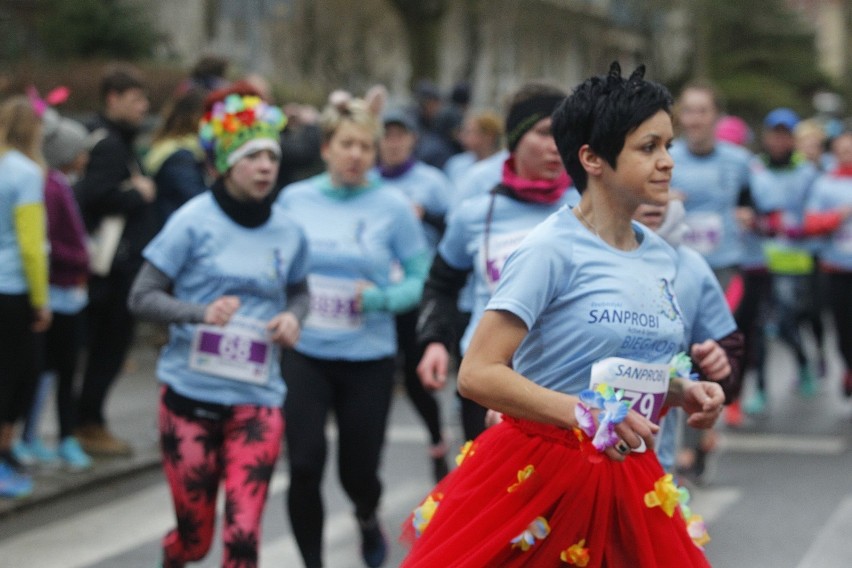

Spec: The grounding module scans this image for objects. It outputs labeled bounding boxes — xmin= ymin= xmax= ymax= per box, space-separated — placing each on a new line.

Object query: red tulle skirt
xmin=400 ymin=417 xmax=711 ymax=568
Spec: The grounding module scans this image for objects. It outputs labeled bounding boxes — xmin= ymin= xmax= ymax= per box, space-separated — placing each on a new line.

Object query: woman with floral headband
xmin=129 ymin=82 xmax=310 ymax=568
xmin=401 ymin=63 xmax=725 ymax=567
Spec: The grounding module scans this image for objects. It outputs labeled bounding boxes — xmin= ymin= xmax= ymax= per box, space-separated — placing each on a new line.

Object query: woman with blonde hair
xmin=277 ymin=97 xmax=429 ymax=568
xmin=0 ymin=96 xmax=50 ymax=498
xmin=144 ymin=87 xmax=209 ymax=226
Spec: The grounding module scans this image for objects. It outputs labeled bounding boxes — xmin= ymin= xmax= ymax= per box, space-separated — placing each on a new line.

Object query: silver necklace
xmin=575 ymin=205 xmax=598 ymax=236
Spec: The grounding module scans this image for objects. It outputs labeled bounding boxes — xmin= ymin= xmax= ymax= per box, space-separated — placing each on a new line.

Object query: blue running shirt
xmin=277 ymin=174 xmax=428 ymax=360
xmin=144 ymin=193 xmax=310 ymax=407
xmin=807 ymin=173 xmax=852 ymax=270
xmin=486 ymin=206 xmax=685 ymax=394
xmin=440 ymin=189 xmax=579 ymax=353
xmin=670 ymin=140 xmax=752 ymax=268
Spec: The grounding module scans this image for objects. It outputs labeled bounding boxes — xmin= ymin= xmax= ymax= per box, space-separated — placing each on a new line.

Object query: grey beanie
xmin=42 ymin=108 xmax=90 ymax=169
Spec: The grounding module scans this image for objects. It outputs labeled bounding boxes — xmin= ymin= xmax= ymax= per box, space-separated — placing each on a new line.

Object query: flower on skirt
xmin=412 ymin=493 xmax=442 ymax=538
xmin=686 ymin=514 xmax=711 ymax=549
xmin=455 ymin=441 xmax=475 ymax=467
xmin=507 ymin=464 xmax=535 ymax=493
xmin=643 ymin=473 xmax=687 ymax=517
xmin=676 ymin=484 xmax=711 ymax=549
xmin=560 ymin=538 xmax=591 ymax=566
xmin=510 ymin=516 xmax=551 ymax=552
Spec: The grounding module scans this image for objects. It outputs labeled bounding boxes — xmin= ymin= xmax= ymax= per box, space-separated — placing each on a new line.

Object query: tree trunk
xmin=388 ymin=0 xmax=448 ymax=86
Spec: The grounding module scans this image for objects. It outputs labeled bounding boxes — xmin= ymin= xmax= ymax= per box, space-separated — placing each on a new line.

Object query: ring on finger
xmin=615 ymin=440 xmax=630 ymax=455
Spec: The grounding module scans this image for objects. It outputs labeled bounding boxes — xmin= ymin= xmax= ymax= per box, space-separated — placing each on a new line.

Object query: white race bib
xmin=589 ymin=357 xmax=671 ymax=453
xmin=481 ymin=230 xmax=529 ymax=291
xmin=189 ymin=316 xmax=272 ymax=385
xmin=683 ymin=212 xmax=723 ymax=255
xmin=304 ymin=275 xmax=363 ymax=331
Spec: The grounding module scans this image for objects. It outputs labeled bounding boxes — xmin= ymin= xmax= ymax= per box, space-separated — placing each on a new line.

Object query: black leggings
xmin=395 ymin=308 xmax=443 ymax=445
xmin=45 ymin=311 xmax=85 ymax=438
xmin=827 ymin=272 xmax=852 ymax=370
xmin=78 ymin=272 xmax=136 ymax=426
xmin=0 ymin=294 xmax=39 ymax=425
xmin=282 ymin=351 xmax=395 ymax=567
xmin=735 ymin=270 xmax=771 ymax=393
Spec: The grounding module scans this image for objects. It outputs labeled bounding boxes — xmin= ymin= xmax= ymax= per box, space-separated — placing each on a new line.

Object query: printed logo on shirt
xmin=657 ymin=277 xmax=683 ymax=322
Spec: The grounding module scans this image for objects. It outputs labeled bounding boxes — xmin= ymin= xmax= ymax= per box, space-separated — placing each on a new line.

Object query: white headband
xmin=226 ymin=137 xmax=281 ymax=168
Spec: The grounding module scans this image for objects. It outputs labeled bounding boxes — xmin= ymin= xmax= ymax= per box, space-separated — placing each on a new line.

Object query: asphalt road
xmin=1 ymin=333 xmax=851 ymax=567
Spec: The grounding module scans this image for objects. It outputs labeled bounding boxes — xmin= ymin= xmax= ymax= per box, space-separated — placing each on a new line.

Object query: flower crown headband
xmin=198 ymin=93 xmax=287 ymax=173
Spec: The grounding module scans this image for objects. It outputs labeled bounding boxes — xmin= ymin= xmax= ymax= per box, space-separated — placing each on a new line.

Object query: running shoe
xmin=798 ymin=365 xmax=818 ymax=398
xmin=75 ymin=424 xmax=133 ymax=457
xmin=358 ymin=514 xmax=387 ymax=567
xmin=723 ymin=400 xmax=743 ymax=428
xmin=10 ymin=441 xmax=37 ymax=468
xmin=25 ymin=438 xmax=58 ymax=465
xmin=58 ymin=437 xmax=93 ymax=471
xmin=743 ymin=391 xmax=766 ymax=415
xmin=0 ymin=461 xmax=33 ymax=499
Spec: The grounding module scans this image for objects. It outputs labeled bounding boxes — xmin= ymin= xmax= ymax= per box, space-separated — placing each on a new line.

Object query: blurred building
xmin=787 ymin=0 xmax=848 ymax=83
xmin=138 ymin=0 xmax=679 ymax=108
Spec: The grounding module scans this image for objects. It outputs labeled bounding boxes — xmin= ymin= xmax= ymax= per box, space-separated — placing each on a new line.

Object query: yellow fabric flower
xmin=242 ymin=95 xmax=262 ymax=109
xmin=560 ymin=538 xmax=590 ymax=566
xmin=507 ymin=464 xmax=535 ymax=493
xmin=455 ymin=441 xmax=474 ymax=467
xmin=412 ymin=493 xmax=442 ymax=538
xmin=510 ymin=516 xmax=550 ymax=551
xmin=644 ymin=473 xmax=681 ymax=517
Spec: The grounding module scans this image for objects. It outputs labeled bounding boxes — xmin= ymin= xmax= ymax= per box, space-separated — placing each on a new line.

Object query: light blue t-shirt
xmin=449 ymin=150 xmax=507 ymax=313
xmin=0 ymin=150 xmax=44 ymax=295
xmin=440 ymin=188 xmax=579 ymax=353
xmin=740 ymin=157 xmax=776 ymax=269
xmin=277 ymin=174 xmax=428 ymax=360
xmin=49 ymin=284 xmax=87 ymax=315
xmin=486 ymin=206 xmax=685 ymax=394
xmin=443 ymin=151 xmax=477 ymax=185
xmin=144 ymin=192 xmax=310 ymax=407
xmin=656 ymin=244 xmax=737 ymax=471
xmin=751 ymin=156 xmax=823 ymax=260
xmin=379 ymin=161 xmax=451 ymax=252
xmin=450 ymin=149 xmax=507 ymax=211
xmin=806 ymin=172 xmax=852 ymax=270
xmin=670 ymin=140 xmax=752 ymax=269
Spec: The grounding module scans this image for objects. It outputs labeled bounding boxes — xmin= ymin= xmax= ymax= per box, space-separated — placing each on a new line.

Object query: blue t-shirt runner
xmin=277 ymin=173 xmax=428 ymax=361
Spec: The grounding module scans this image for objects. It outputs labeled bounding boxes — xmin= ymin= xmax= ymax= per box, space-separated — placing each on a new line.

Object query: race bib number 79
xmin=589 ymin=357 xmax=670 ymax=425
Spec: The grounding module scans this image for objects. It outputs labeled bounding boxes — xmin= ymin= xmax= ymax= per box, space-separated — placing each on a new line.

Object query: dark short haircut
xmin=505 ymin=83 xmax=566 ymax=115
xmin=551 ymin=62 xmax=673 ymax=192
xmin=100 ymin=65 xmax=145 ymax=102
xmin=191 ymin=54 xmax=230 ymax=81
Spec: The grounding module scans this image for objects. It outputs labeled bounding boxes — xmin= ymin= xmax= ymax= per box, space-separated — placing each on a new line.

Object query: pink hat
xmin=715 ymin=115 xmax=751 ymax=146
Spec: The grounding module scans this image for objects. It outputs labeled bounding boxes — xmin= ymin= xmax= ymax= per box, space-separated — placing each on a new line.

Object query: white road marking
xmin=718 ymin=433 xmax=846 ymax=455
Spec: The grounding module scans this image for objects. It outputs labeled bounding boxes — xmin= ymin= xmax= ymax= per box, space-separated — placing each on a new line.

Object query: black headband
xmin=505 ymin=94 xmax=564 ymax=152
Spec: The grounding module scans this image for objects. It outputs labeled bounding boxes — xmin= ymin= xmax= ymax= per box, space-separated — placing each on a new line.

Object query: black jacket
xmin=74 ymin=114 xmax=158 ymax=275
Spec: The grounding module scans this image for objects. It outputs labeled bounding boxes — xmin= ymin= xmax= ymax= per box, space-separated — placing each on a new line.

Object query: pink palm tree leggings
xmin=158 ymin=387 xmax=284 ymax=568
